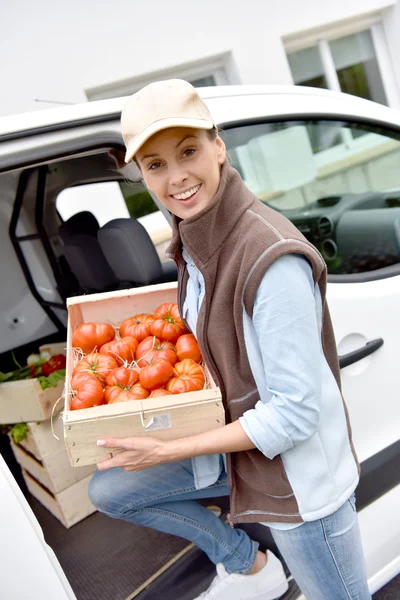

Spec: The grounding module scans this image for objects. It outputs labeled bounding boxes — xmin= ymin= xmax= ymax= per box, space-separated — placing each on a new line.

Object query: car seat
xmin=59 ymin=211 xmax=119 ymax=293
xmin=97 ymin=218 xmax=177 ymax=287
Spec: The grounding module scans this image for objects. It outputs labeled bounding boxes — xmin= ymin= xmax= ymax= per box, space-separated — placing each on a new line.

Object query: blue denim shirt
xmin=182 ymin=248 xmax=322 ymax=529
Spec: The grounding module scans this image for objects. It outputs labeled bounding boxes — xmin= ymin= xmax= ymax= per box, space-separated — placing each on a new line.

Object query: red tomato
xmin=72 ymin=322 xmax=115 ymax=354
xmin=139 ymin=358 xmax=174 ymax=391
xmin=166 ymin=359 xmax=205 ymax=394
xmin=150 ymin=303 xmax=188 ymax=342
xmin=135 ymin=336 xmax=159 ymax=360
xmin=119 ymin=314 xmax=155 ymax=342
xmin=71 ymin=369 xmax=98 ymax=389
xmin=41 ymin=354 xmax=66 ymax=376
xmin=106 ymin=367 xmax=139 ymax=388
xmin=105 ymin=383 xmax=149 ymax=403
xmin=175 ymin=334 xmax=202 ymax=363
xmin=136 ymin=337 xmax=177 ymax=367
xmin=73 ymin=353 xmax=117 ymax=383
xmin=70 ymin=377 xmax=104 ymax=410
xmin=99 ymin=336 xmax=138 ymax=366
xmin=149 ymin=389 xmax=173 ymax=398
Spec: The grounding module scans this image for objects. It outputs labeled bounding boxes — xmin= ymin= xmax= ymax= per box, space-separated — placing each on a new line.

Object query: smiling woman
xmin=135 ymin=127 xmax=225 ymax=219
xmin=88 ymin=79 xmax=371 ymax=600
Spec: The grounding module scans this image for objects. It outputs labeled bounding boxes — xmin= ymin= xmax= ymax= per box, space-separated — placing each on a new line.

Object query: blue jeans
xmin=88 ymin=459 xmax=371 ymax=599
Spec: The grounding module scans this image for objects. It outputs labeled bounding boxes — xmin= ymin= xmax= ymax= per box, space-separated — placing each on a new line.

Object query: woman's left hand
xmin=96 ymin=436 xmax=168 ymax=472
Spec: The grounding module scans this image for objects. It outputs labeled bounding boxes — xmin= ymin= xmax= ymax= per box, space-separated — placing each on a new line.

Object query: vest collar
xmin=166 ymin=162 xmax=254 ymax=267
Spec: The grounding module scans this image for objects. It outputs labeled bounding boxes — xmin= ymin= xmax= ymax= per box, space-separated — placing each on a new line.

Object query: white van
xmin=0 ymin=85 xmax=399 ymax=599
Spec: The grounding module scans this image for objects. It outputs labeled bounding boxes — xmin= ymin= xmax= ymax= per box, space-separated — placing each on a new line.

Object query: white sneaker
xmin=193 ymin=550 xmax=289 ymax=600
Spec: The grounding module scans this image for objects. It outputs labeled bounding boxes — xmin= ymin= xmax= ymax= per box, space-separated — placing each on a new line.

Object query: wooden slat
xmin=11 ymin=442 xmax=96 ymax=493
xmin=0 ymin=378 xmax=64 ymax=424
xmin=39 ymin=342 xmax=67 ymax=356
xmin=19 ymin=417 xmax=64 ymax=461
xmin=22 ymin=470 xmax=96 ymax=529
xmin=64 ymin=395 xmax=224 ymax=467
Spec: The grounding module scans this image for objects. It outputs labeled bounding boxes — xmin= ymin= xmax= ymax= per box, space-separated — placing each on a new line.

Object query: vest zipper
xmin=177 ymin=256 xmax=234 ymax=511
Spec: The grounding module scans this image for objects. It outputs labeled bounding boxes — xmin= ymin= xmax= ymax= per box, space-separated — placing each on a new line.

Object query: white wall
xmin=0 ymin=0 xmax=399 ymax=117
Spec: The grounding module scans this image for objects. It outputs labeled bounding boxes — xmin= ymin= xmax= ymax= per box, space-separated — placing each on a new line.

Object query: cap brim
xmin=124 ymin=117 xmax=215 ymax=163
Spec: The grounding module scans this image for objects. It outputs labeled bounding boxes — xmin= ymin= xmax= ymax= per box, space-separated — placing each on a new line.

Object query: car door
xmin=220 ymin=107 xmax=400 ymax=588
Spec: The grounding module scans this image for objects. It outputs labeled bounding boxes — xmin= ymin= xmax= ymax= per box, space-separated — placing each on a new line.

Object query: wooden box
xmin=17 ymin=416 xmax=65 ymax=461
xmin=0 ymin=343 xmax=66 ymax=425
xmin=64 ymin=282 xmax=224 ymax=467
xmin=11 ymin=439 xmax=95 ymax=495
xmin=22 ymin=470 xmax=96 ymax=528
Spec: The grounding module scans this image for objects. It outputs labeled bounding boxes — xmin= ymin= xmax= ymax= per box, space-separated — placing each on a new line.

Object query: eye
xmin=183 ymin=148 xmax=196 ymax=158
xmin=148 ymin=161 xmax=162 ymax=171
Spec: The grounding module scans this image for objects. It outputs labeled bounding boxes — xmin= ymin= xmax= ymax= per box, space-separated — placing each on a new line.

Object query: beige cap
xmin=121 ymin=79 xmax=215 ymax=163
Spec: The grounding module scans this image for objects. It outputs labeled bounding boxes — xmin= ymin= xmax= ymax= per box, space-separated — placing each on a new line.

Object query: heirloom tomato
xmin=175 ymin=334 xmax=202 ymax=362
xmin=136 ymin=336 xmax=177 ymax=367
xmin=105 ymin=383 xmax=149 ymax=403
xmin=72 ymin=353 xmax=117 ymax=383
xmin=139 ymin=358 xmax=174 ymax=391
xmin=166 ymin=359 xmax=205 ymax=394
xmin=150 ymin=303 xmax=188 ymax=342
xmin=99 ymin=336 xmax=138 ymax=366
xmin=120 ymin=314 xmax=155 ymax=342
xmin=72 ymin=322 xmax=115 ymax=354
xmin=70 ymin=377 xmax=105 ymax=410
xmin=106 ymin=367 xmax=139 ymax=388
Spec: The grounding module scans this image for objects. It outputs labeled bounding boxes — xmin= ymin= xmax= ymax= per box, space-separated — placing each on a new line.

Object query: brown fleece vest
xmin=167 ymin=162 xmax=358 ymax=524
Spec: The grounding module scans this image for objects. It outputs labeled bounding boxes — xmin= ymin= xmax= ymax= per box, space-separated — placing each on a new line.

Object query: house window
xmin=287 ymin=23 xmax=399 ymax=108
xmin=189 ymin=75 xmax=216 ymax=87
xmin=85 ymin=55 xmax=231 ymax=101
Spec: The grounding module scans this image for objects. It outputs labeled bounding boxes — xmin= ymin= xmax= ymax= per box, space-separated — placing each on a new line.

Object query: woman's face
xmin=136 ymin=127 xmax=226 ymax=219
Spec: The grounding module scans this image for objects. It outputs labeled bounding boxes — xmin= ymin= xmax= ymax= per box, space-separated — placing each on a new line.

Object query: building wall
xmin=0 ymin=0 xmax=399 ymax=117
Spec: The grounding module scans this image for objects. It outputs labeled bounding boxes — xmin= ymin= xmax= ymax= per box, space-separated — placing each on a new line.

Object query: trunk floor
xmin=28 ymin=495 xmax=189 ymax=600
xmin=28 ymin=493 xmax=398 ymax=600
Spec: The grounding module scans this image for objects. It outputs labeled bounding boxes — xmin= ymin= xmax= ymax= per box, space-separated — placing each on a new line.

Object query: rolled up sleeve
xmin=239 ymin=254 xmax=322 ymax=459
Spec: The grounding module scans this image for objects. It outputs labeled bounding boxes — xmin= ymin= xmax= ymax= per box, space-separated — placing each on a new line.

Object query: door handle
xmin=339 ymin=338 xmax=384 ymax=369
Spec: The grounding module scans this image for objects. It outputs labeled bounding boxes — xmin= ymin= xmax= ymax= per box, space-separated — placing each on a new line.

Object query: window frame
xmin=284 ymin=17 xmax=400 ymax=111
xmin=221 ymin=114 xmax=400 ymax=283
xmin=85 ymin=53 xmax=232 ymax=101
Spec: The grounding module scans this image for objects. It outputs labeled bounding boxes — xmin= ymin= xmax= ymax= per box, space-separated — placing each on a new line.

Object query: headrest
xmin=59 ymin=211 xmax=99 ymax=242
xmin=98 ymin=218 xmax=163 ymax=285
xmin=63 ymin=234 xmax=118 ymax=292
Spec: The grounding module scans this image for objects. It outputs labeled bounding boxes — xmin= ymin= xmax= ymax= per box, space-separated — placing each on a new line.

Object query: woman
xmin=89 ymin=79 xmax=371 ymax=600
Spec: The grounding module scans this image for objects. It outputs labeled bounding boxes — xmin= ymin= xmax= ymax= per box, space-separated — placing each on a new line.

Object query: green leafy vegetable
xmin=9 ymin=423 xmax=29 ymax=444
xmin=37 ymin=369 xmax=66 ymax=390
xmin=0 ymin=366 xmax=34 ymax=383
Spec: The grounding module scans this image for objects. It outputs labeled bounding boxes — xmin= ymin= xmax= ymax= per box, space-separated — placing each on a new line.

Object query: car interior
xmin=7 ymin=130 xmax=400 ymax=352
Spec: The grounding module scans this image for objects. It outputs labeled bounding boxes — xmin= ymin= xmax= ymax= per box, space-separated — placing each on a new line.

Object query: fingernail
xmin=97 ymin=440 xmax=105 ymax=446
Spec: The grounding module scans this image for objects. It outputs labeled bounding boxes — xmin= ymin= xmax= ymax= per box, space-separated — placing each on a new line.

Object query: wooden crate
xmin=0 ymin=343 xmax=66 ymax=425
xmin=11 ymin=441 xmax=96 ymax=494
xmin=17 ymin=416 xmax=65 ymax=461
xmin=22 ymin=470 xmax=96 ymax=528
xmin=64 ymin=282 xmax=224 ymax=467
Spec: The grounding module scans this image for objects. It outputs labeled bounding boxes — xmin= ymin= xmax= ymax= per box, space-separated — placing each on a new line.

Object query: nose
xmin=168 ymin=163 xmax=187 ymax=188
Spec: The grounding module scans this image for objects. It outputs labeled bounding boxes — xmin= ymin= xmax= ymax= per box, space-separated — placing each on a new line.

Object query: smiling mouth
xmin=171 ymin=184 xmax=201 ymax=201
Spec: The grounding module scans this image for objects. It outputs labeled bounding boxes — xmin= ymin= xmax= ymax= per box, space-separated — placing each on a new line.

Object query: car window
xmin=56 ymin=180 xmax=172 ymax=256
xmin=223 ymin=120 xmax=400 ymax=276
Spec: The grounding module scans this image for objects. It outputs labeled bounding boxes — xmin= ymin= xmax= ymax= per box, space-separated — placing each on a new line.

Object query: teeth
xmin=173 ymin=184 xmax=201 ymax=200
